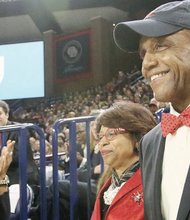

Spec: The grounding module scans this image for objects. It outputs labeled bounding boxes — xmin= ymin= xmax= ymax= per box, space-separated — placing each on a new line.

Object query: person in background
xmin=0 ymin=100 xmax=39 ymax=185
xmin=91 ymin=101 xmax=156 ymax=220
xmin=148 ymin=98 xmax=159 ymax=123
xmin=77 ymin=118 xmax=102 ymax=186
xmin=0 ymin=140 xmax=15 ymax=220
xmin=155 ymin=101 xmax=169 ymax=123
xmin=76 ymin=122 xmax=88 ymax=167
xmin=57 ymin=133 xmax=70 ymax=174
xmin=113 ymin=0 xmax=190 ymax=219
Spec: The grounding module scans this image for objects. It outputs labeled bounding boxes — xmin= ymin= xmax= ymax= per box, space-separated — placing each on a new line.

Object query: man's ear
xmin=135 ymin=141 xmax=140 ymax=153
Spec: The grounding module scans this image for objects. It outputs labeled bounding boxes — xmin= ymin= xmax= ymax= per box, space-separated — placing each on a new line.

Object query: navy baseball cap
xmin=113 ymin=0 xmax=190 ymax=52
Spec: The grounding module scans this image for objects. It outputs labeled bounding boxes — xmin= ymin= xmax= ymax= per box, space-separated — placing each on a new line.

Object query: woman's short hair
xmin=96 ymin=101 xmax=156 ymax=142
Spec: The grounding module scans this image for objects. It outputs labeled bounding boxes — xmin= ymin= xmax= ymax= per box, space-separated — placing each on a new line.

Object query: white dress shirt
xmin=161 ymin=105 xmax=190 ymax=219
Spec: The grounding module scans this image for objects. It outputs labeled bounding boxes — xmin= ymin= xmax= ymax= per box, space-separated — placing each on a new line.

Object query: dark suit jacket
xmin=140 ymin=124 xmax=190 ymax=220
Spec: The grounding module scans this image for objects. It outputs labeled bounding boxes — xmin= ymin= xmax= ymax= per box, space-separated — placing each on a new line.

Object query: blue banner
xmin=55 ymin=30 xmax=91 ymax=83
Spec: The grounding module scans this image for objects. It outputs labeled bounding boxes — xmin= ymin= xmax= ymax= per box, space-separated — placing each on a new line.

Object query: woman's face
xmin=98 ymin=126 xmax=139 ymax=173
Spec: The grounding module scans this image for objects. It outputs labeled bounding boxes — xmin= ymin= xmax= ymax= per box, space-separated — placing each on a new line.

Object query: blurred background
xmin=0 ymin=0 xmax=173 ymax=123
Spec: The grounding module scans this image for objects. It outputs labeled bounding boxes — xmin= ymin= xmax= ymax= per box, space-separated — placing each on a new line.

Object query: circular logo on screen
xmin=62 ymin=40 xmax=82 ymax=64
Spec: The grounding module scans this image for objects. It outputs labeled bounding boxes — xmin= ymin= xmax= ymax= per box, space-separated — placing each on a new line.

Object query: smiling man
xmin=114 ymin=1 xmax=190 ymax=220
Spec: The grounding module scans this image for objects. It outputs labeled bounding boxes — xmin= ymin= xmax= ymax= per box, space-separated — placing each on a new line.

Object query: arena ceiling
xmin=0 ymin=0 xmax=175 ymax=45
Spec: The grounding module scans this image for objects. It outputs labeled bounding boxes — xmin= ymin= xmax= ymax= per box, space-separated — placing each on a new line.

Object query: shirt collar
xmin=170 ymin=103 xmax=190 ymax=116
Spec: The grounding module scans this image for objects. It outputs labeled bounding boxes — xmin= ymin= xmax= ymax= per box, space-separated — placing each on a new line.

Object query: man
xmin=113 ymin=0 xmax=190 ymax=220
xmin=148 ymin=98 xmax=159 ymax=122
xmin=0 ymin=100 xmax=39 ymax=185
xmin=0 ymin=100 xmax=39 ymax=219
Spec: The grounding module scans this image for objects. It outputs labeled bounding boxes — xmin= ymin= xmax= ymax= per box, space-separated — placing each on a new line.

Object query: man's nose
xmin=142 ymin=52 xmax=158 ymax=73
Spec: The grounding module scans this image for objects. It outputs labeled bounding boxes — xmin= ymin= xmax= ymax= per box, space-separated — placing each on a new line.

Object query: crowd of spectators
xmin=9 ymin=67 xmax=154 ymax=141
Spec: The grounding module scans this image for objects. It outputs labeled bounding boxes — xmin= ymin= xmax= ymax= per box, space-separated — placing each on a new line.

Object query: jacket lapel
xmin=110 ymin=169 xmax=142 ymax=205
xmin=153 ymin=133 xmax=166 ymax=219
xmin=153 ymin=106 xmax=169 ymax=210
xmin=142 ymin=124 xmax=165 ymax=220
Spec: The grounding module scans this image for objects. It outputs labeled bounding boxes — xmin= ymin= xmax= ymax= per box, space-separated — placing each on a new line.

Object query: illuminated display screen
xmin=0 ymin=41 xmax=44 ymax=100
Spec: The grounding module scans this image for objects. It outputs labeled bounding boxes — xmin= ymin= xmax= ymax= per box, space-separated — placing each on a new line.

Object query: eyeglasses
xmin=97 ymin=128 xmax=128 ymax=142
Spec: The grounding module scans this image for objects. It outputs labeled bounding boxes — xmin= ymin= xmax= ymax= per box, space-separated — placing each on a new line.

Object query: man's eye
xmin=155 ymin=43 xmax=168 ymax=51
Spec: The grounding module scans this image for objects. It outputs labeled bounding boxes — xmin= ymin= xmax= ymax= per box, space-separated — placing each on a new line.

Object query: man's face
xmin=139 ymin=29 xmax=190 ymax=111
xmin=0 ymin=107 xmax=8 ymax=126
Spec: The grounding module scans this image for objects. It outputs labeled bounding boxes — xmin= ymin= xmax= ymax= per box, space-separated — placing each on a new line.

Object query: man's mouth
xmin=150 ymin=72 xmax=168 ymax=82
xmin=150 ymin=71 xmax=169 ymax=82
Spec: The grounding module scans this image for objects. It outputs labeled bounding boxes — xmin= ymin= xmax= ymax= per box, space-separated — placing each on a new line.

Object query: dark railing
xmin=0 ymin=123 xmax=47 ymax=220
xmin=0 ymin=115 xmax=97 ymax=220
xmin=51 ymin=115 xmax=95 ymax=220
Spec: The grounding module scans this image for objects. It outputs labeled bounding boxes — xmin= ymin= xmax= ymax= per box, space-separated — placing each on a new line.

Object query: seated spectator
xmin=148 ymin=98 xmax=170 ymax=123
xmin=57 ymin=133 xmax=70 ymax=175
xmin=75 ymin=122 xmax=88 ymax=168
xmin=77 ymin=119 xmax=102 ymax=185
xmin=148 ymin=98 xmax=159 ymax=123
xmin=113 ymin=70 xmax=128 ymax=91
xmin=91 ymin=101 xmax=156 ymax=220
xmin=155 ymin=101 xmax=170 ymax=123
xmin=55 ymin=122 xmax=90 ymax=174
xmin=29 ymin=136 xmax=40 ymax=159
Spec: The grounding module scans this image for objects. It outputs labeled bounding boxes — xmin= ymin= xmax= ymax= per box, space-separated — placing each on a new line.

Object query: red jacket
xmin=91 ymin=169 xmax=144 ymax=220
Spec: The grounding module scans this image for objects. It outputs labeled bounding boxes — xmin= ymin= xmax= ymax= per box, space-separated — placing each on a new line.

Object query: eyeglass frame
xmin=97 ymin=128 xmax=128 ymax=142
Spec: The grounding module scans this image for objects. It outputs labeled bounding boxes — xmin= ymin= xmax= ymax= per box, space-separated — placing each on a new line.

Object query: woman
xmin=91 ymin=101 xmax=156 ymax=220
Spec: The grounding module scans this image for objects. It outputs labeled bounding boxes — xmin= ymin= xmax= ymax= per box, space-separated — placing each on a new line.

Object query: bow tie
xmin=161 ymin=107 xmax=190 ymax=137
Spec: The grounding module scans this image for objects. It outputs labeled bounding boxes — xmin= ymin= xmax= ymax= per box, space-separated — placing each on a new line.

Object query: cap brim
xmin=113 ymin=19 xmax=182 ymax=52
